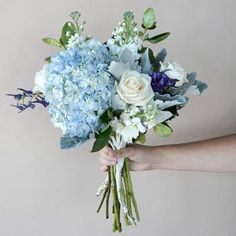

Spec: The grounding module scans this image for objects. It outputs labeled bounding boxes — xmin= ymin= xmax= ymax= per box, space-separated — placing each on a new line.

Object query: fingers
xmin=99 ymin=154 xmax=117 ymax=166
xmin=101 ymin=146 xmax=118 ymax=158
xmin=100 ymin=165 xmax=108 ymax=172
xmin=100 ymin=146 xmax=135 ymax=159
xmin=98 ymin=145 xmax=136 ymax=172
xmin=98 ymin=146 xmax=118 ymax=170
xmin=119 ymin=146 xmax=134 ymax=158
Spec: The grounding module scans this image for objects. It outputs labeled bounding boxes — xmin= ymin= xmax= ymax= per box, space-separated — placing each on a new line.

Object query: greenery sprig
xmin=42 ymin=11 xmax=86 ymax=50
xmin=139 ymin=8 xmax=170 ymax=44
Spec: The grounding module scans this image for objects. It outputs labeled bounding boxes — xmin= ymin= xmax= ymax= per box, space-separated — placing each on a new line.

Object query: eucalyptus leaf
xmin=42 ymin=38 xmax=62 ymax=48
xmin=119 ymin=48 xmax=137 ymax=70
xmin=156 ymin=48 xmax=167 ymax=64
xmin=154 ymin=93 xmax=187 ymax=109
xmin=141 ymin=48 xmax=152 ymax=74
xmin=194 ymin=80 xmax=208 ymax=94
xmin=169 ymin=72 xmax=195 ymax=96
xmin=142 ymin=8 xmax=156 ymax=29
xmin=187 ymin=72 xmax=197 ymax=83
xmin=91 ymin=126 xmax=112 ymax=152
xmin=147 ymin=32 xmax=170 ymax=44
xmin=155 ymin=48 xmax=167 ymax=70
xmin=169 ymin=72 xmax=207 ymax=97
xmin=60 ymin=21 xmax=77 ymax=47
xmin=60 ymin=135 xmax=84 ymax=149
xmin=169 ymin=73 xmax=196 ymax=96
xmin=109 ymin=61 xmax=130 ymax=80
xmin=153 ymin=123 xmax=173 ymax=137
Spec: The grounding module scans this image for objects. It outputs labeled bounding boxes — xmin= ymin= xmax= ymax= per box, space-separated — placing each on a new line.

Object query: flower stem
xmin=96 ymin=187 xmax=108 ymax=213
xmin=124 ymin=158 xmax=140 ymax=222
xmin=105 ymin=167 xmax=111 ymax=219
xmin=122 ymin=163 xmax=133 ymax=219
xmin=111 ymin=166 xmax=121 ymax=232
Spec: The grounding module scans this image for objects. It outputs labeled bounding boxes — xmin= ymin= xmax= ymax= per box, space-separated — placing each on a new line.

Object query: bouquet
xmin=7 ymin=8 xmax=207 ymax=232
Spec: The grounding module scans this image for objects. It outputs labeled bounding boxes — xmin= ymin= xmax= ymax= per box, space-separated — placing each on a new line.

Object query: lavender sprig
xmin=6 ymin=88 xmax=48 ymax=112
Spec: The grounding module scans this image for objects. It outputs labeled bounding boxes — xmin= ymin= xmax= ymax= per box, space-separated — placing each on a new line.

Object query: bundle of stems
xmin=97 ymin=158 xmax=140 ymax=232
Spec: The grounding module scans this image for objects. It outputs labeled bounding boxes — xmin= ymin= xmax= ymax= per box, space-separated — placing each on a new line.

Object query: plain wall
xmin=0 ymin=0 xmax=236 ymax=235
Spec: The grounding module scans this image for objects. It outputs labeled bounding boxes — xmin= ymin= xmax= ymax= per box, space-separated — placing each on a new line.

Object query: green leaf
xmin=91 ymin=126 xmax=112 ymax=152
xmin=42 ymin=38 xmax=62 ymax=48
xmin=100 ymin=108 xmax=113 ymax=124
xmin=164 ymin=105 xmax=179 ymax=120
xmin=153 ymin=123 xmax=173 ymax=137
xmin=142 ymin=8 xmax=156 ymax=29
xmin=143 ymin=33 xmax=150 ymax=40
xmin=148 ymin=47 xmax=156 ymax=64
xmin=138 ymin=31 xmax=144 ymax=37
xmin=147 ymin=32 xmax=170 ymax=44
xmin=44 ymin=56 xmax=51 ymax=63
xmin=60 ymin=21 xmax=77 ymax=47
xmin=137 ymin=133 xmax=146 ymax=144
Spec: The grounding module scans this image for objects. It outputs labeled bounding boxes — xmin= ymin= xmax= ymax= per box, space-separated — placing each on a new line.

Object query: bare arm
xmin=98 ymin=134 xmax=236 ymax=173
xmin=150 ymin=134 xmax=236 ymax=172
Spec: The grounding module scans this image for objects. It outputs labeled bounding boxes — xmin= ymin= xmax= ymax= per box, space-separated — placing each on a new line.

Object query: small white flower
xmin=127 ymin=105 xmax=141 ymax=116
xmin=160 ymin=61 xmax=188 ymax=87
xmin=117 ymin=70 xmax=154 ymax=106
xmin=67 ymin=34 xmax=85 ymax=49
xmin=114 ymin=119 xmax=139 ymax=143
xmin=33 ymin=64 xmax=48 ymax=94
xmin=131 ymin=117 xmax=146 ymax=133
xmin=110 ymin=105 xmax=148 ymax=144
xmin=121 ymin=126 xmax=139 ymax=143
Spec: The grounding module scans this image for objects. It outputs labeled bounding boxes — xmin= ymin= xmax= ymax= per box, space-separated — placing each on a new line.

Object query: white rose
xmin=117 ymin=70 xmax=154 ymax=106
xmin=33 ymin=64 xmax=48 ymax=93
xmin=160 ymin=61 xmax=188 ymax=87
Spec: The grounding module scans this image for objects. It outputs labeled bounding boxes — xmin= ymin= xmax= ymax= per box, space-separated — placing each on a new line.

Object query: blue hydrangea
xmin=44 ymin=38 xmax=114 ymax=148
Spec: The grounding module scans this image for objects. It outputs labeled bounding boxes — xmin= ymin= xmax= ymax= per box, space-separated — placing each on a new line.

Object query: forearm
xmin=150 ymin=134 xmax=236 ymax=173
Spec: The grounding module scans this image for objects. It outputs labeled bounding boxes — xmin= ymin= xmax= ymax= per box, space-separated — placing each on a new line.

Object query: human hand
xmin=98 ymin=144 xmax=156 ymax=171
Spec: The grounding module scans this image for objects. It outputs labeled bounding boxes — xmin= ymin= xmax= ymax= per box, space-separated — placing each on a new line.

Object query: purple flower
xmin=7 ymin=88 xmax=48 ymax=112
xmin=151 ymin=71 xmax=177 ymax=94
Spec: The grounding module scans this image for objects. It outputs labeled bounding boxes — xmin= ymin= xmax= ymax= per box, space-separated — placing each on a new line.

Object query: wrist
xmin=148 ymin=145 xmax=169 ymax=170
